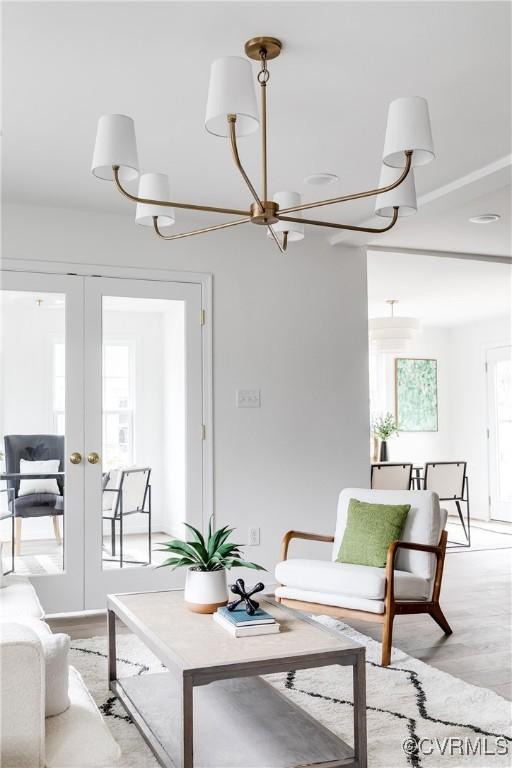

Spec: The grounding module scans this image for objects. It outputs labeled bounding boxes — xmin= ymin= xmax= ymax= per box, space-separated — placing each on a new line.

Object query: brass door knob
xmin=69 ymin=452 xmax=82 ymax=465
xmin=87 ymin=452 xmax=100 ymax=465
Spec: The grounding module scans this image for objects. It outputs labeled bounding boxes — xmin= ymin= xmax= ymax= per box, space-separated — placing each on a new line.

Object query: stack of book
xmin=213 ymin=604 xmax=280 ymax=637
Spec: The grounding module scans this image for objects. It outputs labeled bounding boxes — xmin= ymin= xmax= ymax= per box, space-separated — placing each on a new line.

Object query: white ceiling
xmin=368 ymin=185 xmax=511 ymax=257
xmin=367 ymin=251 xmax=512 ymax=327
xmin=2 ymin=0 xmax=511 ymax=253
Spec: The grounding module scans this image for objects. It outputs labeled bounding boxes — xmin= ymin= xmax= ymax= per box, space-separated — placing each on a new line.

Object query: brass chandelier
xmin=91 ymin=36 xmax=434 ymax=252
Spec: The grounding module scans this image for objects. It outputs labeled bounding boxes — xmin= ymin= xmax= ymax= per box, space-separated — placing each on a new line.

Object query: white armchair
xmin=0 ymin=577 xmax=121 ymax=768
xmin=275 ymin=488 xmax=452 ymax=666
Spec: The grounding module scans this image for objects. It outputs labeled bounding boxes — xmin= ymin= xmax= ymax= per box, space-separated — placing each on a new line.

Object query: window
xmin=102 ymin=343 xmax=134 ymax=470
xmin=53 ymin=342 xmax=65 ymax=434
xmin=52 ymin=341 xmax=135 ymax=468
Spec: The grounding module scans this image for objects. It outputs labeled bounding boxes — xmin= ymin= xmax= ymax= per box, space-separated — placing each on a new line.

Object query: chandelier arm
xmin=113 ymin=166 xmax=250 ymax=217
xmin=279 ymin=151 xmax=413 ymax=215
xmin=152 ymin=215 xmax=251 ymax=241
xmin=228 ymin=117 xmax=264 ymax=212
xmin=277 ymin=206 xmax=399 ymax=233
xmin=267 ymin=225 xmax=285 ymax=254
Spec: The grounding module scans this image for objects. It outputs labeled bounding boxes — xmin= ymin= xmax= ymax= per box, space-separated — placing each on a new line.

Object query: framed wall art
xmin=395 ymin=358 xmax=438 ymax=432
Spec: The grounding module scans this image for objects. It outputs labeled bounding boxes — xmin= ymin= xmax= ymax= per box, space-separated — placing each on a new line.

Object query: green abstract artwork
xmin=395 ymin=358 xmax=438 ymax=432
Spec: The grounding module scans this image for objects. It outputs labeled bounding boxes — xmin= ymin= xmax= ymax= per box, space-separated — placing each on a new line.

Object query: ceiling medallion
xmin=91 ymin=36 xmax=435 ymax=252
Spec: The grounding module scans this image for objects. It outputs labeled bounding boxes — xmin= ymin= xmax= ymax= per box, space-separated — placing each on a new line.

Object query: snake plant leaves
xmin=157 ymin=516 xmax=265 ymax=572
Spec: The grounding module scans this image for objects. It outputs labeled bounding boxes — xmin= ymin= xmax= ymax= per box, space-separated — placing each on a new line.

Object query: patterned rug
xmin=69 ymin=616 xmax=511 ymax=768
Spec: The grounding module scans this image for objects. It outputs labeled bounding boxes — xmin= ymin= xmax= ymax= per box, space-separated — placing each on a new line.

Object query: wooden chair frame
xmin=277 ymin=529 xmax=451 ymax=666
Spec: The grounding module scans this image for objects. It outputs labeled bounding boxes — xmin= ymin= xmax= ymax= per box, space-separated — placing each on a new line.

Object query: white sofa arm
xmin=0 ymin=622 xmax=45 ymax=768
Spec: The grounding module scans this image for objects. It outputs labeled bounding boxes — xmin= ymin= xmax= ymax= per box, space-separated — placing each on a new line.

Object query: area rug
xmin=69 ymin=617 xmax=511 ymax=768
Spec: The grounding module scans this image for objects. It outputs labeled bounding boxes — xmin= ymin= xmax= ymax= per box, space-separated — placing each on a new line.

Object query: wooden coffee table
xmin=107 ymin=590 xmax=367 ymax=768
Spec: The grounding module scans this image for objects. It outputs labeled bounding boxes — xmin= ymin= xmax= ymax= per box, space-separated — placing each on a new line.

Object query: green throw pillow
xmin=337 ymin=498 xmax=410 ymax=568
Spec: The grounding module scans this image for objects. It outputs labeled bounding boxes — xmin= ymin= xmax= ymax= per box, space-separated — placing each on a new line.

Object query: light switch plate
xmin=236 ymin=389 xmax=261 ymax=408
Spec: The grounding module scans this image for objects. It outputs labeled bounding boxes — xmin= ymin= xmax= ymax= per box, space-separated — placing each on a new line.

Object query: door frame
xmin=1 ymin=258 xmax=214 ymax=608
xmin=486 ymin=343 xmax=512 ymax=522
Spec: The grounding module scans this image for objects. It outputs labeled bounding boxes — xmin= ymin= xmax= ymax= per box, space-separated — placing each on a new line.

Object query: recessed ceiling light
xmin=304 ymin=173 xmax=340 ymax=186
xmin=469 ymin=214 xmax=501 ymax=224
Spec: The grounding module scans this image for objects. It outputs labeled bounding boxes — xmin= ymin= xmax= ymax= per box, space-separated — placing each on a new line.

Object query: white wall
xmin=448 ymin=316 xmax=510 ymax=519
xmin=2 ymin=202 xmax=370 ymax=572
xmin=370 ymin=316 xmax=511 ymax=520
xmin=371 ymin=327 xmax=453 ymax=465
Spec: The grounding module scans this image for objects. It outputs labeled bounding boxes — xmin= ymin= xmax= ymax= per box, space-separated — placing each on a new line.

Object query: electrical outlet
xmin=248 ymin=526 xmax=260 ymax=546
xmin=236 ymin=389 xmax=261 ymax=408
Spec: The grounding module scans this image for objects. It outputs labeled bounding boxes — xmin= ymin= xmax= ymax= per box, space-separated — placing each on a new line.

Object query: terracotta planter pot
xmin=184 ymin=568 xmax=228 ymax=613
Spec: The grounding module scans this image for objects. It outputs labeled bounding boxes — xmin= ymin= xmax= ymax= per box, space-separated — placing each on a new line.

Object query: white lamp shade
xmin=369 ymin=316 xmax=422 ymax=353
xmin=135 ymin=173 xmax=175 ymax=227
xmin=382 ymin=97 xmax=434 ymax=168
xmin=205 ymin=57 xmax=259 ymax=137
xmin=91 ymin=114 xmax=139 ymax=181
xmin=375 ymin=164 xmax=417 ymax=218
xmin=267 ymin=191 xmax=305 ymax=242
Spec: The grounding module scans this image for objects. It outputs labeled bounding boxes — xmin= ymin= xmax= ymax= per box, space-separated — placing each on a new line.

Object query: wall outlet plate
xmin=248 ymin=526 xmax=260 ymax=546
xmin=236 ymin=389 xmax=261 ymax=408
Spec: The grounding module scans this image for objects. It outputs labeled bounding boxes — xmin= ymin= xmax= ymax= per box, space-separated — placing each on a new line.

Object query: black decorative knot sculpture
xmin=227 ymin=578 xmax=264 ymax=615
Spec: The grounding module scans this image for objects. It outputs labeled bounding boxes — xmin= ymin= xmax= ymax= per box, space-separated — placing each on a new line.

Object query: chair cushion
xmin=332 ymin=488 xmax=444 ymax=579
xmin=14 ymin=493 xmax=61 ymax=517
xmin=18 ymin=459 xmax=60 ymax=496
xmin=337 ymin=498 xmax=410 ymax=567
xmin=102 ymin=470 xmax=120 ymax=512
xmin=45 ymin=666 xmax=121 ymax=767
xmin=275 ymin=585 xmax=386 ymax=614
xmin=42 ymin=632 xmax=71 ymax=717
xmin=275 ymin=558 xmax=430 ymax=601
xmin=15 ymin=620 xmax=71 ymax=717
xmin=0 ymin=575 xmax=45 ymax=620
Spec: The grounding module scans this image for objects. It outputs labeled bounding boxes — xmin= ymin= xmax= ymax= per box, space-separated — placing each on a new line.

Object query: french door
xmin=0 ymin=269 xmax=206 ymax=612
xmin=487 ymin=345 xmax=512 ymax=522
xmin=83 ymin=276 xmax=203 ymax=608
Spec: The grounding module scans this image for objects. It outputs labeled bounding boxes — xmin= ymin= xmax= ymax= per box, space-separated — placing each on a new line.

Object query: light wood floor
xmin=48 ymin=544 xmax=511 ymax=699
xmin=349 ymin=547 xmax=511 ymax=699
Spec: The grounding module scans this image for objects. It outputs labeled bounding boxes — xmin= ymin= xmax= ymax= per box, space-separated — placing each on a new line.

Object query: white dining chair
xmin=371 ymin=463 xmax=413 ymax=490
xmin=423 ymin=461 xmax=470 ymax=547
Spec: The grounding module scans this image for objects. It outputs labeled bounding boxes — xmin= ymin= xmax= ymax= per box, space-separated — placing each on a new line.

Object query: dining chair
xmin=371 ymin=463 xmax=413 ymax=490
xmin=102 ymin=466 xmax=151 ymax=567
xmin=3 ymin=434 xmax=64 ymax=556
xmin=423 ymin=461 xmax=470 ymax=547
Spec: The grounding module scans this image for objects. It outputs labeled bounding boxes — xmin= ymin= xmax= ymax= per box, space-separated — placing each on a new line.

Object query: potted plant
xmin=372 ymin=413 xmax=399 ymax=461
xmin=157 ymin=519 xmax=265 ymax=613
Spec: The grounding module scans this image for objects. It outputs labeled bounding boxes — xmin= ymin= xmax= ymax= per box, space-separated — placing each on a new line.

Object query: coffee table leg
xmin=108 ymin=609 xmax=117 ymax=685
xmin=181 ymin=674 xmax=193 ymax=768
xmin=353 ymin=653 xmax=367 ymax=768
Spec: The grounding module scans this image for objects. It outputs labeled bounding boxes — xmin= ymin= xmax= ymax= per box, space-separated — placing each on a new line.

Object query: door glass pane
xmin=495 ymin=359 xmax=512 ymax=502
xmin=0 ymin=290 xmax=66 ymax=575
xmin=101 ymin=296 xmax=186 ymax=570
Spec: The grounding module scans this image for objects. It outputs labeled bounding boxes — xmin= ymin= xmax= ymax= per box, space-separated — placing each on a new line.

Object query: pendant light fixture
xmin=369 ymin=300 xmax=421 ymax=353
xmin=91 ymin=36 xmax=435 ymax=252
